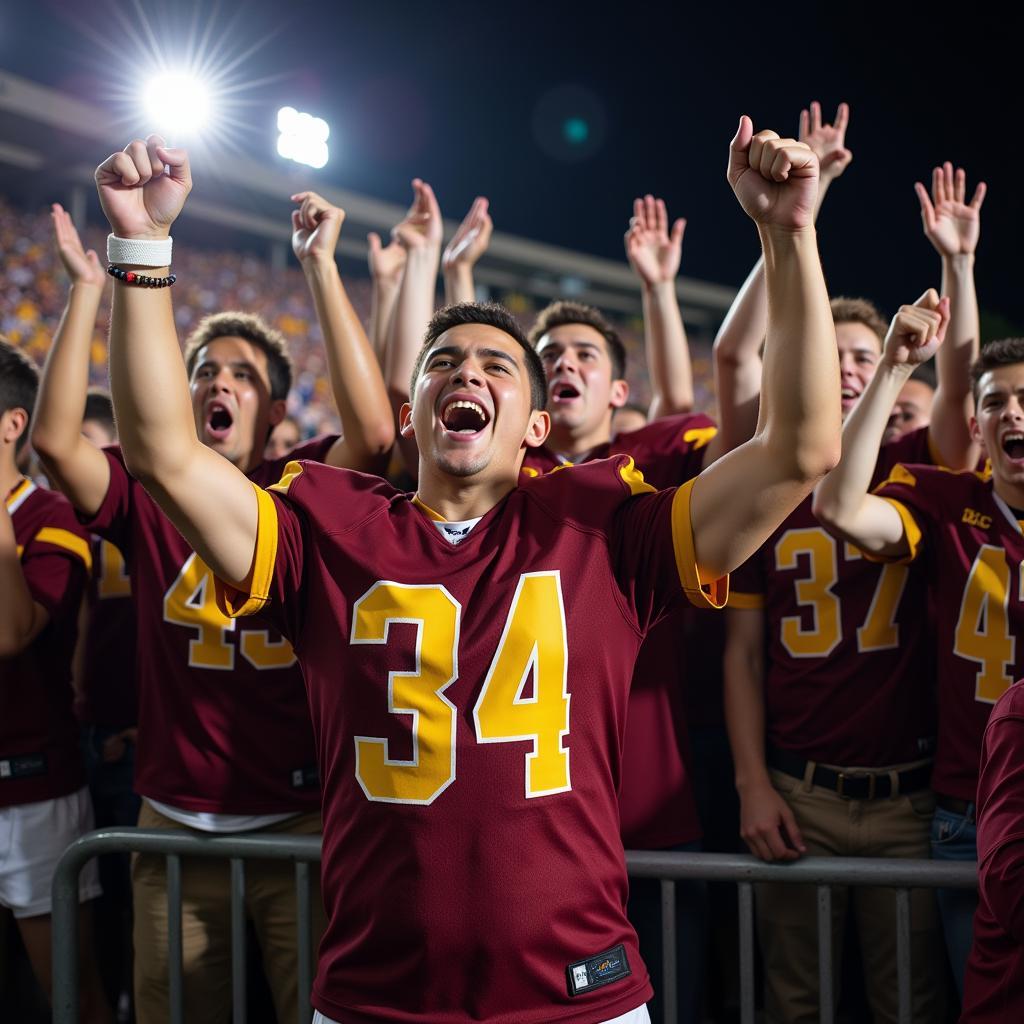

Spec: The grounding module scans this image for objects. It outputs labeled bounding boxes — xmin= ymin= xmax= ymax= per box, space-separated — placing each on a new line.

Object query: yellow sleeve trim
xmin=33 ymin=528 xmax=92 ymax=571
xmin=268 ymin=459 xmax=304 ymax=496
xmin=670 ymin=478 xmax=729 ymax=609
xmin=620 ymin=456 xmax=655 ymax=496
xmin=683 ymin=426 xmax=718 ymax=450
xmin=520 ymin=466 xmax=540 ymax=479
xmin=215 ymin=484 xmax=280 ymax=618
xmin=861 ymin=497 xmax=923 ymax=565
xmin=874 ymin=462 xmax=918 ymax=491
xmin=727 ymin=591 xmax=765 ymax=610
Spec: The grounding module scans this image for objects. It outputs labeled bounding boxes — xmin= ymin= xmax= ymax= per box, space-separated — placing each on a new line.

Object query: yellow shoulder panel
xmin=619 ymin=456 xmax=656 ymax=496
xmin=682 ymin=426 xmax=718 ymax=450
xmin=33 ymin=527 xmax=93 ymax=571
xmin=726 ymin=591 xmax=765 ymax=610
xmin=268 ymin=460 xmax=304 ymax=495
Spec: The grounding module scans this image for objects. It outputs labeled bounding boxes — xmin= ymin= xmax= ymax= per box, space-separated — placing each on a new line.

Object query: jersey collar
xmin=5 ymin=477 xmax=35 ymax=515
xmin=991 ymin=491 xmax=1024 ymax=535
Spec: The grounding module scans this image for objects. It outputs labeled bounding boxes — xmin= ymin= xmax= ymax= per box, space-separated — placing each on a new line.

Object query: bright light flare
xmin=142 ymin=73 xmax=212 ymax=137
xmin=277 ymin=106 xmax=330 ymax=169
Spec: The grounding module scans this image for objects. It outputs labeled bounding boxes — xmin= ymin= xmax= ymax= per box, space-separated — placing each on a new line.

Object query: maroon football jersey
xmin=729 ymin=427 xmax=938 ymax=767
xmin=960 ymin=679 xmax=1024 ymax=1023
xmin=523 ymin=413 xmax=717 ymax=849
xmin=219 ymin=455 xmax=726 ymax=1024
xmin=873 ymin=463 xmax=1024 ymax=799
xmin=75 ymin=539 xmax=137 ymax=729
xmin=1 ymin=479 xmax=90 ymax=807
xmin=78 ymin=438 xmax=337 ymax=814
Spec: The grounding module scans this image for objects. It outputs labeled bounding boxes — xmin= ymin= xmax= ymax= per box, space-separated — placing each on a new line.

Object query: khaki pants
xmin=756 ymin=765 xmax=946 ymax=1024
xmin=132 ymin=801 xmax=326 ymax=1024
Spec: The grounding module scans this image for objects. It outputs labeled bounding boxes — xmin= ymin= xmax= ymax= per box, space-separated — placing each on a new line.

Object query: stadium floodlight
xmin=277 ymin=106 xmax=330 ymax=170
xmin=143 ymin=73 xmax=212 ymax=137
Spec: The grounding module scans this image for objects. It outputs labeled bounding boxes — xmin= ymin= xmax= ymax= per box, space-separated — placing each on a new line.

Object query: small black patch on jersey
xmin=566 ymin=943 xmax=632 ymax=996
xmin=0 ymin=753 xmax=47 ymax=780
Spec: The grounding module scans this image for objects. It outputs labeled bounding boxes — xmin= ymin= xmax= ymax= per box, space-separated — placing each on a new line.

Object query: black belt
xmin=768 ymin=748 xmax=932 ymax=800
xmin=935 ymin=795 xmax=976 ymax=823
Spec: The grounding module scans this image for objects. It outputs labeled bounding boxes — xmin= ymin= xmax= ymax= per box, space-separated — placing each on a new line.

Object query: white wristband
xmin=107 ymin=234 xmax=173 ymax=267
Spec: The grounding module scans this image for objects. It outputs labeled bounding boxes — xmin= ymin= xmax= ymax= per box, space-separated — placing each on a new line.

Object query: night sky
xmin=5 ymin=1 xmax=1022 ymax=328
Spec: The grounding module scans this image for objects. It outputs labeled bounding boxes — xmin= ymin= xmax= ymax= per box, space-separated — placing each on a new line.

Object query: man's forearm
xmin=443 ymin=264 xmax=475 ymax=307
xmin=369 ymin=278 xmax=401 ymax=363
xmin=385 ymin=247 xmax=439 ymax=406
xmin=931 ymin=253 xmax=980 ymax=468
xmin=813 ymin=360 xmax=909 ymax=531
xmin=758 ymin=226 xmax=839 ymax=477
xmin=723 ymin=616 xmax=771 ymax=792
xmin=305 ymin=259 xmax=395 ymax=465
xmin=643 ymin=281 xmax=693 ymax=419
xmin=33 ymin=284 xmax=102 ymax=455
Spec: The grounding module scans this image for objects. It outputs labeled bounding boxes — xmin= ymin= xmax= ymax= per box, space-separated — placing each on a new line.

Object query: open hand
xmin=442 ymin=196 xmax=493 ymax=273
xmin=915 ymin=163 xmax=986 ymax=258
xmin=739 ymin=781 xmax=807 ymax=862
xmin=799 ymin=101 xmax=852 ymax=183
xmin=367 ymin=232 xmax=406 ymax=286
xmin=51 ymin=203 xmax=104 ymax=288
xmin=392 ymin=178 xmax=442 ymax=252
xmin=624 ymin=194 xmax=686 ymax=286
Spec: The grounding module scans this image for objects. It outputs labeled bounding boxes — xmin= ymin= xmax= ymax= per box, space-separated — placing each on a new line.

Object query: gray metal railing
xmin=52 ymin=829 xmax=977 ymax=1024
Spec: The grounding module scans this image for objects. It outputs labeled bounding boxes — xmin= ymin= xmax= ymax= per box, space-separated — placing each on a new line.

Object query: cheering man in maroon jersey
xmin=816 ymin=331 xmax=1024 ymax=1000
xmin=0 ymin=339 xmax=111 ymax=1022
xmin=33 ymin=191 xmax=395 ymax=1023
xmin=94 ymin=116 xmax=838 ymax=1024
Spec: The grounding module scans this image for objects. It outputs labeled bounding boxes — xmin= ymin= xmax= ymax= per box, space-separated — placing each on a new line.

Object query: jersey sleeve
xmin=75 ymin=445 xmax=135 ymax=554
xmin=868 ymin=462 xmax=963 ymax=564
xmin=609 ymin=464 xmax=729 ymax=629
xmin=215 ymin=460 xmax=397 ymax=641
xmin=875 ymin=425 xmax=940 ymax=481
xmin=22 ymin=503 xmax=92 ymax=619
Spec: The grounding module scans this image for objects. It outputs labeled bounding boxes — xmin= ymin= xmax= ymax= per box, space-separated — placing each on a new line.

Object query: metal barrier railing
xmin=52 ymin=829 xmax=977 ymax=1024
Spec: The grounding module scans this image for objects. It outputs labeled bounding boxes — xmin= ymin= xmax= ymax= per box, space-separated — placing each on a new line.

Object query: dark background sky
xmin=4 ymin=1 xmax=1022 ymax=330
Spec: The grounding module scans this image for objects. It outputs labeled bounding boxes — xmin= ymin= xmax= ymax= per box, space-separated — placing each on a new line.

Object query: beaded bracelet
xmin=106 ymin=265 xmax=177 ymax=288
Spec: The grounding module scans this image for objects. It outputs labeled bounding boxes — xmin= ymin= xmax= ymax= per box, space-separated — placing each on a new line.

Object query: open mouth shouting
xmin=549 ymin=379 xmax=581 ymax=406
xmin=1001 ymin=431 xmax=1024 ymax=465
xmin=204 ymin=400 xmax=235 ymax=443
xmin=840 ymin=386 xmax=860 ymax=411
xmin=439 ymin=394 xmax=491 ymax=440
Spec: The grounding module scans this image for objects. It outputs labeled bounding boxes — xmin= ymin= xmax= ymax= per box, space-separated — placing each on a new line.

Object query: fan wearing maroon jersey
xmin=33 ymin=194 xmax=394 ymax=1023
xmin=0 ymin=339 xmax=111 ymax=1022
xmin=520 ymin=194 xmax=719 ymax=1022
xmin=817 ymin=323 xmax=1024 ymax=1007
xmin=959 ymin=678 xmax=1024 ymax=1022
xmin=726 ymin=156 xmax=985 ymax=1022
xmin=94 ymin=117 xmax=839 ymax=1024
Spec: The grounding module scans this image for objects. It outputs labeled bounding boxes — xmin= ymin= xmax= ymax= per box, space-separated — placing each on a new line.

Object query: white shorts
xmin=0 ymin=786 xmax=102 ymax=918
xmin=313 ymin=1005 xmax=650 ymax=1024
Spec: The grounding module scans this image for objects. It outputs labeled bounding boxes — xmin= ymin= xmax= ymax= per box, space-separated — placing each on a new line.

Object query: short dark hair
xmin=410 ymin=302 xmax=548 ymax=411
xmin=182 ymin=312 xmax=293 ymax=402
xmin=830 ymin=297 xmax=887 ymax=345
xmin=908 ymin=363 xmax=937 ymax=391
xmin=528 ymin=301 xmax=627 ymax=381
xmin=0 ymin=337 xmax=39 ymax=453
xmin=971 ymin=338 xmax=1024 ymax=404
xmin=84 ymin=388 xmax=116 ymax=435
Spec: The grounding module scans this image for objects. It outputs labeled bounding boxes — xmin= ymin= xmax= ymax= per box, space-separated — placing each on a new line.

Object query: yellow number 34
xmin=352 ymin=573 xmax=571 ymax=805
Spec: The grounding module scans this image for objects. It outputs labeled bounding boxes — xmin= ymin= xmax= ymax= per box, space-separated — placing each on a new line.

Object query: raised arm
xmin=688 ymin=117 xmax=841 ymax=581
xmin=624 ymin=194 xmax=692 ymax=419
xmin=366 ymin=230 xmax=406 ymax=363
xmin=385 ymin=179 xmax=443 ymax=475
xmin=723 ymin=606 xmax=806 ymax=861
xmin=97 ymin=137 xmax=258 ymax=585
xmin=813 ymin=291 xmax=950 ymax=559
xmin=441 ymin=196 xmax=492 ymax=306
xmin=291 ymin=191 xmax=394 ymax=470
xmin=711 ymin=102 xmax=852 ymax=459
xmin=31 ymin=206 xmax=112 ymax=516
xmin=915 ymin=162 xmax=986 ymax=469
